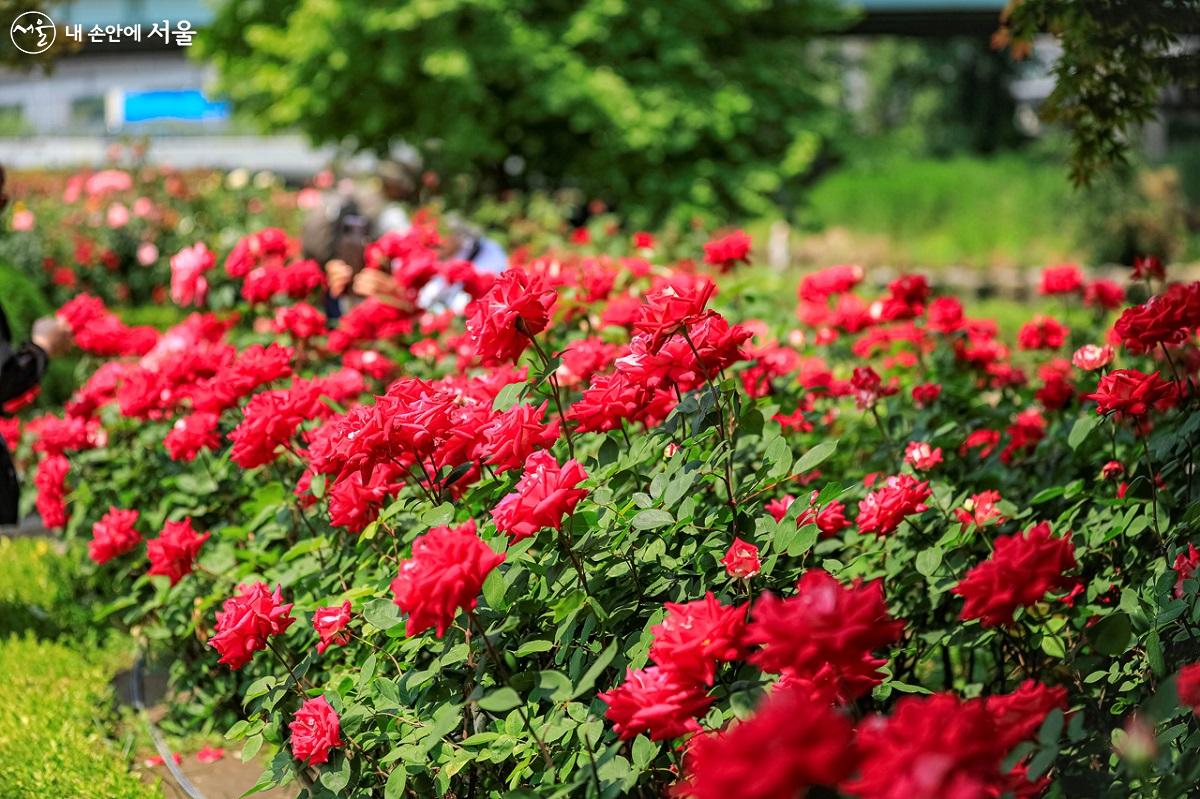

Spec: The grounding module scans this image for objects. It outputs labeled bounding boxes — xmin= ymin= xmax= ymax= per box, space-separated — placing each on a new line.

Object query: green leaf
xmin=514 ymin=639 xmax=554 ymax=657
xmin=384 ymin=766 xmax=407 ymax=799
xmin=793 ymin=439 xmax=838 ymax=474
xmin=631 ymin=509 xmax=674 ymax=531
xmin=915 ymin=547 xmax=943 ymax=577
xmin=492 ymin=381 xmax=525 ymax=411
xmin=363 ymin=599 xmax=403 ymax=631
xmin=482 ymin=569 xmax=508 ymax=611
xmin=1090 ymin=612 xmax=1132 ymax=655
xmin=572 ymin=641 xmax=619 ymax=699
xmin=478 ymin=687 xmax=522 ymax=713
xmin=1068 ymin=414 xmax=1101 ymax=450
xmin=319 ymin=755 xmax=351 ymax=792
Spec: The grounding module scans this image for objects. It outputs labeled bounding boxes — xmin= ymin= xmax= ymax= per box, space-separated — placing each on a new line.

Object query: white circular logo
xmin=10 ymin=10 xmax=56 ymax=55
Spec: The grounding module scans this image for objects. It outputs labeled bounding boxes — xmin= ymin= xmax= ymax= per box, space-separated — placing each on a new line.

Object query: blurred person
xmin=329 ymin=215 xmax=508 ymax=315
xmin=0 ymin=165 xmax=74 ymax=524
xmin=308 ymin=158 xmax=420 ymax=319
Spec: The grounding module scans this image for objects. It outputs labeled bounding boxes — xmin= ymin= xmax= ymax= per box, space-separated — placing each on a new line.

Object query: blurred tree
xmin=850 ymin=38 xmax=1024 ymax=157
xmin=198 ymin=0 xmax=848 ymax=224
xmin=1002 ymin=0 xmax=1200 ymax=184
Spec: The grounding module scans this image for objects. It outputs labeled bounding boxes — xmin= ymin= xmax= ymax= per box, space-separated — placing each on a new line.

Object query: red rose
xmin=1071 ymin=344 xmax=1114 ymax=371
xmin=1173 ymin=543 xmax=1200 ymax=598
xmin=1017 ymin=315 xmax=1069 ymax=350
xmin=597 ymin=666 xmax=712 ymax=741
xmin=465 ymin=268 xmax=557 ymax=365
xmin=953 ymin=522 xmax=1076 ymax=627
xmin=745 ymin=569 xmax=903 ymax=702
xmin=289 ymin=696 xmax=343 ymax=765
xmin=721 ymin=537 xmax=761 ymax=579
xmin=163 ymin=412 xmax=221 ymax=462
xmin=1112 ymin=282 xmax=1200 ymax=353
xmin=88 ymin=507 xmax=141 ymax=565
xmin=857 ymin=474 xmax=931 ymax=536
xmin=479 ymin=401 xmax=560 ymax=474
xmin=313 ymin=600 xmax=352 ymax=655
xmin=903 ymin=441 xmax=943 ymax=471
xmin=911 ymin=382 xmax=942 ymax=407
xmin=649 ymin=593 xmax=747 ymax=685
xmin=34 ymin=454 xmax=70 ymax=530
xmin=702 ymin=230 xmax=751 ymax=270
xmin=675 ymin=686 xmax=856 ymax=799
xmin=491 ymin=450 xmax=588 ymax=541
xmin=1039 ymin=264 xmax=1084 ymax=295
xmin=1087 ymin=368 xmax=1175 ymax=423
xmin=209 ymin=582 xmax=296 ymax=669
xmin=1177 ymin=663 xmax=1200 ymax=715
xmin=390 ymin=519 xmax=505 ymax=637
xmin=147 ymin=518 xmax=210 ymax=586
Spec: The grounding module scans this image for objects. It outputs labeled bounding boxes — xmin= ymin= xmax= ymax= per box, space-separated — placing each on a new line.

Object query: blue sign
xmin=122 ymin=90 xmax=229 ymax=123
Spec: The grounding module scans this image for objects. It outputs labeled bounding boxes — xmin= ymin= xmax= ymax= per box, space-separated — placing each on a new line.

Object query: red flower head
xmin=911 ymin=382 xmax=942 ymax=407
xmin=289 ymin=696 xmax=343 ymax=765
xmin=1071 ymin=344 xmax=1114 ymax=371
xmin=597 ymin=666 xmax=713 ymax=741
xmin=313 ymin=600 xmax=352 ymax=655
xmin=954 ymin=490 xmax=1005 ymax=530
xmin=857 ymin=474 xmax=931 ymax=536
xmin=492 ymin=450 xmax=588 ymax=541
xmin=1173 ymin=543 xmax=1200 ymax=598
xmin=1039 ymin=264 xmax=1084 ymax=295
xmin=904 ymin=441 xmax=943 ymax=471
xmin=163 ymin=412 xmax=221 ymax=462
xmin=1112 ymin=282 xmax=1200 ymax=353
xmin=984 ymin=680 xmax=1069 ymax=751
xmin=953 ymin=522 xmax=1076 ymax=627
xmin=88 ymin=507 xmax=141 ymax=565
xmin=1088 ymin=369 xmax=1174 ymax=423
xmin=674 ymin=686 xmax=856 ymax=799
xmin=1177 ymin=663 xmax=1200 ymax=716
xmin=703 ymin=230 xmax=752 ymax=270
xmin=632 ymin=231 xmax=655 ymax=250
xmin=1131 ymin=255 xmax=1165 ymax=281
xmin=209 ymin=582 xmax=296 ymax=669
xmin=273 ymin=302 xmax=327 ymax=340
xmin=1084 ymin=279 xmax=1125 ymax=310
xmin=1017 ymin=316 xmax=1069 ymax=350
xmin=649 ymin=593 xmax=747 ymax=685
xmin=147 ymin=518 xmax=211 ymax=586
xmin=722 ymin=537 xmax=761 ymax=579
xmin=465 ymin=268 xmax=558 ymax=365
xmin=390 ymin=519 xmax=505 ymax=637
xmin=851 ymin=366 xmax=897 ymax=410
xmin=228 ymin=382 xmax=323 ymax=469
xmin=960 ymin=429 xmax=1001 ymax=459
xmin=925 ymin=296 xmax=965 ymax=333
xmin=633 ymin=278 xmax=717 ymax=351
xmin=745 ymin=569 xmax=903 ymax=702
xmin=34 ymin=454 xmax=70 ymax=529
xmin=479 ymin=402 xmax=560 ymax=474
xmin=845 ymin=693 xmax=1028 ymax=799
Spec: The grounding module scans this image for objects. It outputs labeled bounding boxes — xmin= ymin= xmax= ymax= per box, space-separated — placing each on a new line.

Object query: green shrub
xmin=0 ymin=636 xmax=159 ymax=799
xmin=0 ymin=538 xmax=79 ymax=638
xmin=0 ymin=263 xmax=50 ymax=342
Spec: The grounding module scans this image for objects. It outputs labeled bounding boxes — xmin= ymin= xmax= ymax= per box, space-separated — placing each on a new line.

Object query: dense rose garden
xmin=6 ymin=173 xmax=1200 ymax=798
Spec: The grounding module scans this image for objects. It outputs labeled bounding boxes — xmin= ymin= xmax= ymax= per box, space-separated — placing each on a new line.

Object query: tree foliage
xmin=1003 ymin=0 xmax=1200 ymax=184
xmin=198 ymin=0 xmax=847 ymax=224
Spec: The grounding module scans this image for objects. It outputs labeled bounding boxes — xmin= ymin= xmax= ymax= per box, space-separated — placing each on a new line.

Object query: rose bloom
xmin=136 ymin=242 xmax=159 ymax=266
xmin=492 ymin=450 xmax=588 ymax=541
xmin=954 ymin=490 xmax=1005 ymax=530
xmin=313 ymin=600 xmax=352 ymax=655
xmin=1173 ymin=543 xmax=1200 ymax=598
xmin=1072 ymin=343 xmax=1114 ymax=371
xmin=674 ymin=686 xmax=856 ymax=799
xmin=170 ymin=242 xmax=216 ymax=307
xmin=1132 ymin=255 xmax=1165 ymax=281
xmin=1087 ymin=368 xmax=1174 ymax=423
xmin=857 ymin=474 xmax=931 ymax=536
xmin=34 ymin=454 xmax=70 ymax=529
xmin=1085 ymin=279 xmax=1125 ymax=309
xmin=597 ymin=666 xmax=713 ymax=741
xmin=289 ymin=696 xmax=344 ymax=765
xmin=745 ymin=569 xmax=903 ymax=702
xmin=10 ymin=209 xmax=34 ymax=231
xmin=722 ymin=537 xmax=761 ymax=578
xmin=649 ymin=593 xmax=747 ymax=685
xmin=479 ymin=401 xmax=560 ymax=474
xmin=903 ymin=441 xmax=943 ymax=471
xmin=911 ymin=382 xmax=942 ymax=407
xmin=464 ymin=268 xmax=558 ymax=365
xmin=390 ymin=519 xmax=505 ymax=637
xmin=1017 ymin=315 xmax=1069 ymax=350
xmin=209 ymin=582 xmax=296 ymax=669
xmin=1039 ymin=263 xmax=1084 ymax=295
xmin=953 ymin=522 xmax=1076 ymax=627
xmin=163 ymin=412 xmax=221 ymax=462
xmin=146 ymin=518 xmax=211 ymax=586
xmin=1177 ymin=663 xmax=1200 ymax=716
xmin=88 ymin=507 xmax=141 ymax=565
xmin=702 ymin=229 xmax=752 ymax=270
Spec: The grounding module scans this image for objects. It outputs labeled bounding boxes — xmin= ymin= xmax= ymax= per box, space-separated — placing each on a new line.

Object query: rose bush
xmin=9 ymin=214 xmax=1200 ymax=798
